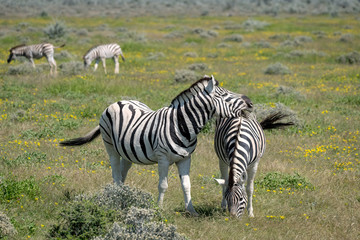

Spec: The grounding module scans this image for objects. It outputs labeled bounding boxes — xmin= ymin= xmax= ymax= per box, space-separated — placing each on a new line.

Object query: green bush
xmin=44 ymin=22 xmax=66 ymax=39
xmin=48 ymin=200 xmax=120 ymax=239
xmin=0 ymin=176 xmax=40 ymax=202
xmin=256 ymin=172 xmax=314 ymax=190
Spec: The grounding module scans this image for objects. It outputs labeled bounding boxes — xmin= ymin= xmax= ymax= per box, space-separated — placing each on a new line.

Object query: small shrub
xmin=164 ymin=31 xmax=184 ymax=39
xmin=55 ymin=50 xmax=73 ymax=60
xmin=279 ymin=39 xmax=302 ymax=48
xmin=183 ymin=52 xmax=198 ymax=58
xmin=93 ymin=207 xmax=186 ymax=240
xmin=174 ymin=69 xmax=199 ymax=83
xmin=44 ymin=21 xmax=67 ymax=39
xmin=7 ymin=63 xmax=34 ymax=75
xmin=253 ymin=103 xmax=300 ymax=126
xmin=223 ymin=34 xmax=243 ymax=42
xmin=76 ymin=28 xmax=89 ymax=36
xmin=256 ymin=172 xmax=314 ymax=190
xmin=276 ymin=86 xmax=306 ymax=101
xmin=3 ymin=151 xmax=47 ymax=167
xmin=0 ymin=176 xmax=40 ymax=202
xmin=48 ymin=200 xmax=120 ymax=239
xmin=187 ymin=63 xmax=207 ymax=71
xmin=217 ymin=42 xmax=231 ymax=48
xmin=336 ymin=51 xmax=360 ymax=64
xmin=264 ymin=62 xmax=291 ymax=75
xmin=339 ymin=33 xmax=353 ymax=42
xmin=255 ymin=40 xmax=272 ymax=48
xmin=147 ymin=52 xmax=166 ymax=60
xmin=294 ymin=35 xmax=313 ymax=43
xmin=59 ymin=61 xmax=84 ymax=75
xmin=88 ymin=183 xmax=156 ymax=211
xmin=0 ymin=212 xmax=17 ymax=238
xmin=242 ymin=19 xmax=270 ymax=30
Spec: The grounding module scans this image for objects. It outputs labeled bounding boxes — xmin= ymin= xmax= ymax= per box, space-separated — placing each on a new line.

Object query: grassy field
xmin=0 ymin=14 xmax=359 ymax=239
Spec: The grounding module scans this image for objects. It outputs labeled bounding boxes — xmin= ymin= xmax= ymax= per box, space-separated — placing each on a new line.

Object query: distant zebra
xmin=60 ymin=75 xmax=253 ymax=216
xmin=83 ymin=43 xmax=125 ymax=74
xmin=214 ymin=112 xmax=294 ymax=218
xmin=7 ymin=43 xmax=65 ymax=75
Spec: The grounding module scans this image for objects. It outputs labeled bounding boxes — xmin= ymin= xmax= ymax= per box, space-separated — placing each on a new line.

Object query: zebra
xmin=83 ymin=43 xmax=125 ymax=74
xmin=7 ymin=43 xmax=65 ymax=75
xmin=214 ymin=111 xmax=294 ymax=218
xmin=60 ymin=75 xmax=253 ymax=216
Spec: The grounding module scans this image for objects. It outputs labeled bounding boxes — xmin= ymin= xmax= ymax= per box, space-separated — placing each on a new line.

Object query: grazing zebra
xmin=214 ymin=112 xmax=294 ymax=218
xmin=7 ymin=43 xmax=65 ymax=75
xmin=60 ymin=75 xmax=253 ymax=216
xmin=83 ymin=43 xmax=125 ymax=74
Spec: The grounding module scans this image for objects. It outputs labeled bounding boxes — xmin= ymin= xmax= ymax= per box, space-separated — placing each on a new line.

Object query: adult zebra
xmin=214 ymin=111 xmax=294 ymax=218
xmin=83 ymin=43 xmax=125 ymax=74
xmin=61 ymin=75 xmax=253 ymax=216
xmin=7 ymin=43 xmax=65 ymax=75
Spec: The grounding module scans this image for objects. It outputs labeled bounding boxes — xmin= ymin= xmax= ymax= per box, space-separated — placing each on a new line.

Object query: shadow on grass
xmin=174 ymin=204 xmax=226 ymax=218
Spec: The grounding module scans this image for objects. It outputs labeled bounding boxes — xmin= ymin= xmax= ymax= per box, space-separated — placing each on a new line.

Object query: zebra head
xmin=215 ymin=171 xmax=248 ymax=218
xmin=7 ymin=44 xmax=25 ymax=63
xmin=83 ymin=55 xmax=91 ymax=69
xmin=211 ymin=76 xmax=253 ymax=118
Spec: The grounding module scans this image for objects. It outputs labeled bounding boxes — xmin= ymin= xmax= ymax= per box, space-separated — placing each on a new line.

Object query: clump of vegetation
xmin=174 ymin=69 xmax=199 ymax=83
xmin=223 ymin=34 xmax=243 ymax=42
xmin=187 ymin=63 xmax=207 ymax=71
xmin=44 ymin=21 xmax=67 ymax=39
xmin=55 ymin=50 xmax=73 ymax=60
xmin=94 ymin=207 xmax=186 ymax=240
xmin=0 ymin=212 xmax=17 ymax=238
xmin=279 ymin=39 xmax=302 ymax=48
xmin=217 ymin=42 xmax=231 ymax=48
xmin=242 ymin=19 xmax=270 ymax=30
xmin=288 ymin=50 xmax=327 ymax=58
xmin=88 ymin=183 xmax=156 ymax=211
xmin=294 ymin=35 xmax=313 ymax=43
xmin=264 ymin=62 xmax=291 ymax=75
xmin=0 ymin=176 xmax=40 ymax=202
xmin=275 ymin=85 xmax=306 ymax=101
xmin=147 ymin=52 xmax=166 ymax=60
xmin=339 ymin=33 xmax=354 ymax=42
xmin=255 ymin=40 xmax=272 ymax=48
xmin=256 ymin=172 xmax=314 ymax=190
xmin=59 ymin=61 xmax=84 ymax=75
xmin=253 ymin=103 xmax=300 ymax=126
xmin=7 ymin=63 xmax=34 ymax=75
xmin=336 ymin=51 xmax=360 ymax=64
xmin=49 ymin=184 xmax=186 ymax=240
xmin=48 ymin=199 xmax=120 ymax=239
xmin=183 ymin=52 xmax=198 ymax=58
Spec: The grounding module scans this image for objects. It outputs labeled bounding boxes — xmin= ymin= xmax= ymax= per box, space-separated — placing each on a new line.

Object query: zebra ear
xmin=204 ymin=75 xmax=216 ymax=96
xmin=214 ymin=178 xmax=226 ymax=185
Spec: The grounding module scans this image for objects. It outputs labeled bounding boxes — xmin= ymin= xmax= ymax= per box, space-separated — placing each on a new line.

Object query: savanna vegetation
xmin=0 ymin=4 xmax=359 ymax=239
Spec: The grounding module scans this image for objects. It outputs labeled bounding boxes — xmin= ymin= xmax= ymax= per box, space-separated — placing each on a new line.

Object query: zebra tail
xmin=260 ymin=112 xmax=295 ymax=130
xmin=120 ymin=51 xmax=125 ymax=61
xmin=54 ymin=43 xmax=66 ymax=48
xmin=60 ymin=126 xmax=100 ymax=146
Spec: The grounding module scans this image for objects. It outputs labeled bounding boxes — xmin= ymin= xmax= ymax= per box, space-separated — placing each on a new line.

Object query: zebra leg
xmin=104 ymin=142 xmax=122 ymax=185
xmin=219 ymin=159 xmax=229 ymax=210
xmin=176 ymin=157 xmax=198 ymax=216
xmin=47 ymin=57 xmax=57 ymax=76
xmin=119 ymin=159 xmax=132 ymax=183
xmin=29 ymin=58 xmax=36 ymax=68
xmin=101 ymin=58 xmax=107 ymax=74
xmin=246 ymin=160 xmax=259 ymax=218
xmin=94 ymin=59 xmax=100 ymax=72
xmin=113 ymin=56 xmax=119 ymax=74
xmin=157 ymin=159 xmax=170 ymax=208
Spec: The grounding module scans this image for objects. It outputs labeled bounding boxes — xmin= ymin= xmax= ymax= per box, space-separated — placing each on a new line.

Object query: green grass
xmin=0 ymin=14 xmax=359 ymax=239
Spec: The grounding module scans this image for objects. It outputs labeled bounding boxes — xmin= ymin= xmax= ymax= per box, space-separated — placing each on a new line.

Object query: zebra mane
xmin=9 ymin=44 xmax=26 ymax=51
xmin=83 ymin=44 xmax=101 ymax=59
xmin=170 ymin=76 xmax=219 ymax=106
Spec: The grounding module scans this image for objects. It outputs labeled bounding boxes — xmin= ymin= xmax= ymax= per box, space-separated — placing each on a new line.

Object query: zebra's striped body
xmin=7 ymin=43 xmax=64 ymax=75
xmin=61 ymin=76 xmax=253 ymax=215
xmin=83 ymin=43 xmax=125 ymax=74
xmin=215 ymin=112 xmax=293 ymax=218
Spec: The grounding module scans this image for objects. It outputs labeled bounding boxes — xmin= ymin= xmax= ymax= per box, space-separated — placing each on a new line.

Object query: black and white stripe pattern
xmin=215 ymin=112 xmax=294 ymax=218
xmin=83 ymin=43 xmax=125 ymax=74
xmin=61 ymin=75 xmax=253 ymax=215
xmin=7 ymin=43 xmax=64 ymax=75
